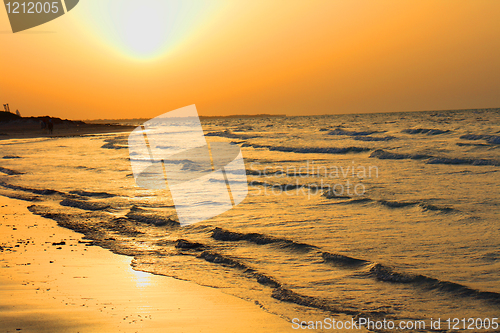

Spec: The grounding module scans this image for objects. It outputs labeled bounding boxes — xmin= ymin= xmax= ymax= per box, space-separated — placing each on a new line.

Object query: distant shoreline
xmin=82 ymin=107 xmax=500 ymax=123
xmin=86 ymin=113 xmax=287 ymax=124
xmin=0 ymin=112 xmax=134 ymax=140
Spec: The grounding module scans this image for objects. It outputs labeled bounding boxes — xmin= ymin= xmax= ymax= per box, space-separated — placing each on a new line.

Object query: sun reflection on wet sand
xmin=128 ymin=266 xmax=152 ymax=289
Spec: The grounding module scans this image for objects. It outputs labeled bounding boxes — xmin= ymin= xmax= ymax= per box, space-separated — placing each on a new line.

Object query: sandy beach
xmin=0 ymin=195 xmax=294 ymax=333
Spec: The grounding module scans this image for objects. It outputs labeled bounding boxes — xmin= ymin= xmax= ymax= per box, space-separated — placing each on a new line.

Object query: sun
xmin=78 ymin=0 xmax=222 ymax=61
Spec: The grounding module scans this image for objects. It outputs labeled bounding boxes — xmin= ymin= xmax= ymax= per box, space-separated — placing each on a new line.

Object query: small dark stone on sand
xmin=52 ymin=241 xmax=66 ymax=246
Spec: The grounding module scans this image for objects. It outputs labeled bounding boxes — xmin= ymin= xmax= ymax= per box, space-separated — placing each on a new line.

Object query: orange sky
xmin=1 ymin=0 xmax=499 ymax=119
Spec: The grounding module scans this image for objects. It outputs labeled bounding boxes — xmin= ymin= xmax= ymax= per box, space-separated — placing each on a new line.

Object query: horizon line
xmin=2 ymin=106 xmax=498 ymax=122
xmin=80 ymin=106 xmax=499 ymax=122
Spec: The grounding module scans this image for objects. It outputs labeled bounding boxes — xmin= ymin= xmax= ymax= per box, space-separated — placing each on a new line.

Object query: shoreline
xmin=0 ymin=123 xmax=135 ymax=141
xmin=0 ymin=195 xmax=295 ymax=332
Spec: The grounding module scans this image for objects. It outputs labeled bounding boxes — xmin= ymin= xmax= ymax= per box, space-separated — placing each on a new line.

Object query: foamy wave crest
xmin=205 ymin=130 xmax=261 ymax=139
xmin=456 ymin=142 xmax=491 ymax=147
xmin=367 ymin=264 xmax=500 ymax=304
xmin=460 ymin=134 xmax=500 ymax=144
xmin=369 ymin=149 xmax=431 ymax=160
xmin=212 ymin=227 xmax=316 ymax=250
xmin=353 ymin=136 xmax=396 ymax=141
xmin=0 ymin=181 xmax=62 ymax=196
xmin=60 ymin=198 xmax=111 ymax=211
xmin=321 ymin=197 xmax=373 ymax=205
xmin=243 ymin=143 xmax=370 ymax=154
xmin=174 ymin=239 xmax=204 ymax=250
xmin=328 ymin=128 xmax=384 ymax=136
xmin=321 ymin=193 xmax=454 ymax=213
xmin=378 ymin=200 xmax=419 ymax=208
xmin=0 ymin=166 xmax=24 ymax=175
xmin=322 ymin=252 xmax=368 ymax=266
xmin=271 ymin=287 xmax=386 ymax=317
xmin=125 ymin=206 xmax=179 ymax=227
xmin=69 ymin=190 xmax=116 ymax=198
xmin=379 ymin=200 xmax=454 ymax=213
xmin=0 ymin=189 xmax=41 ymax=202
xmin=402 ymin=128 xmax=450 ymax=135
xmin=101 ymin=137 xmax=128 ymax=150
xmin=370 ymin=149 xmax=500 ymax=166
xmin=27 ymin=205 xmax=146 ymax=243
xmin=427 ymin=157 xmax=500 ymax=166
xmin=249 ymin=181 xmax=309 ymax=191
xmin=197 ymin=250 xmax=281 ymax=288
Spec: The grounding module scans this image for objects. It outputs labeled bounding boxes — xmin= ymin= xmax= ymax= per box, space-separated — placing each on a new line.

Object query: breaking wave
xmin=205 ymin=130 xmax=261 ymax=139
xmin=212 ymin=227 xmax=317 ymax=250
xmin=402 ymin=128 xmax=451 ymax=135
xmin=60 ymin=198 xmax=111 ymax=211
xmin=367 ymin=264 xmax=500 ymax=304
xmin=460 ymin=134 xmax=500 ymax=144
xmin=18 ymin=200 xmax=500 ymax=320
xmin=101 ymin=137 xmax=128 ymax=150
xmin=369 ymin=149 xmax=431 ymax=160
xmin=321 ymin=193 xmax=455 ymax=213
xmin=0 ymin=166 xmax=24 ymax=175
xmin=207 ymin=227 xmax=500 ymax=312
xmin=370 ymin=149 xmax=500 ymax=166
xmin=353 ymin=136 xmax=396 ymax=141
xmin=243 ymin=143 xmax=370 ymax=154
xmin=379 ymin=200 xmax=454 ymax=213
xmin=69 ymin=190 xmax=116 ymax=198
xmin=328 ymin=128 xmax=384 ymax=136
xmin=321 ymin=252 xmax=368 ymax=266
xmin=125 ymin=206 xmax=179 ymax=227
xmin=0 ymin=181 xmax=63 ymax=196
xmin=427 ymin=157 xmax=500 ymax=166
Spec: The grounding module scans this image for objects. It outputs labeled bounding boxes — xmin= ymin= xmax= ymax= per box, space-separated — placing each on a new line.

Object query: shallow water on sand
xmin=1 ymin=109 xmax=499 ymax=331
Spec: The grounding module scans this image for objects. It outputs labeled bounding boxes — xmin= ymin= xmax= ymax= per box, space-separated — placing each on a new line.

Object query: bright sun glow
xmin=79 ymin=0 xmax=220 ymax=60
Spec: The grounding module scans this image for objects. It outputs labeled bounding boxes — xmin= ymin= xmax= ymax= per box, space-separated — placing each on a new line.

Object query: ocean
xmin=1 ymin=108 xmax=499 ymax=331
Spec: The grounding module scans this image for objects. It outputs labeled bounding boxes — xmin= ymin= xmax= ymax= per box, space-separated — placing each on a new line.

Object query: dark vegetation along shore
xmin=0 ymin=111 xmax=135 ymax=139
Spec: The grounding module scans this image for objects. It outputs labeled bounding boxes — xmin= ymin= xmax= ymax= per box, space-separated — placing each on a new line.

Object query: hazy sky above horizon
xmin=1 ymin=0 xmax=499 ymax=119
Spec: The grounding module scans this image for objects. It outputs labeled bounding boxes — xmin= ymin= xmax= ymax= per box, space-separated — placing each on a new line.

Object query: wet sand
xmin=0 ymin=196 xmax=294 ymax=332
